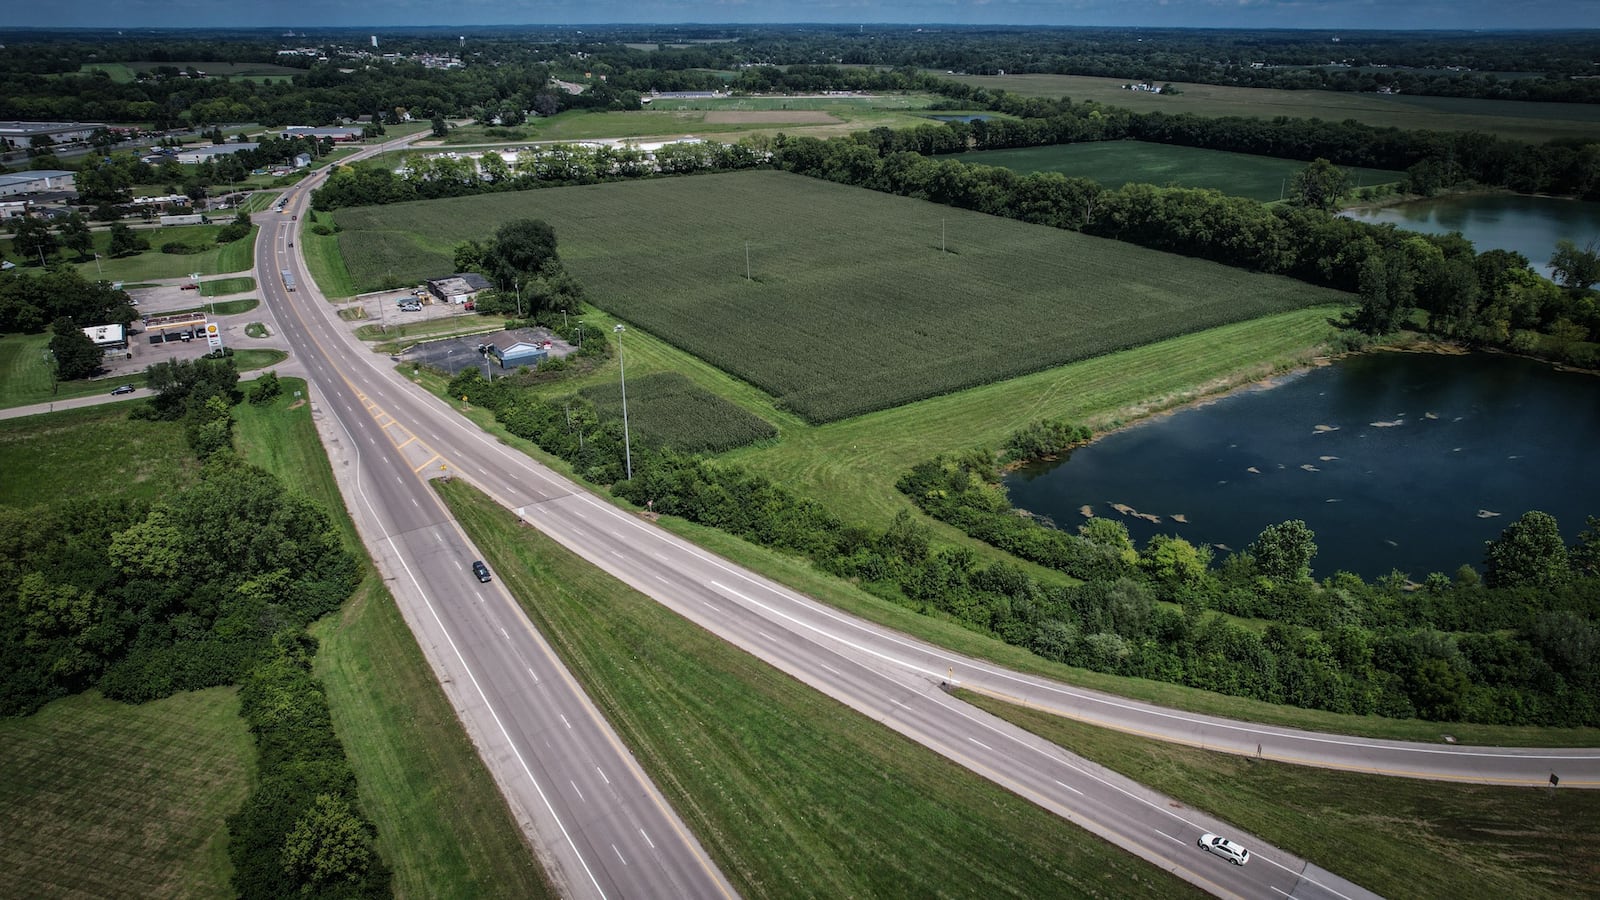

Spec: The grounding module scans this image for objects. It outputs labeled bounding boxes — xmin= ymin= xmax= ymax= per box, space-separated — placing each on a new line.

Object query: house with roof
xmin=479 ymin=332 xmax=550 ymax=370
xmin=426 ymin=272 xmax=493 ymax=305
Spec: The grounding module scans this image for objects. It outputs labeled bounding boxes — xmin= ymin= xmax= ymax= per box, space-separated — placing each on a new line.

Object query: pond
xmin=1342 ymin=194 xmax=1600 ymax=280
xmin=1003 ymin=351 xmax=1600 ymax=580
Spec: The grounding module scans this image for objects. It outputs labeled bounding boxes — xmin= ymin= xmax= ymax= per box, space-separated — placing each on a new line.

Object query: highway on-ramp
xmin=263 ymin=138 xmax=1598 ymax=899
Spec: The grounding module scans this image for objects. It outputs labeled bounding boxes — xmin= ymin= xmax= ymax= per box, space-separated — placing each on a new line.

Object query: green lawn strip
xmin=961 ymin=690 xmax=1600 ymax=900
xmin=232 ymin=381 xmax=555 ymax=899
xmin=0 ymin=402 xmax=197 ymax=506
xmin=201 ymin=276 xmax=256 ymax=296
xmin=439 ymin=479 xmax=1203 ymax=900
xmin=0 ymin=688 xmax=253 ymax=900
xmin=245 ymin=322 xmax=269 ymax=338
xmin=953 ymin=141 xmax=1403 ymax=202
xmin=355 ymin=318 xmax=504 ymax=348
xmin=0 ymin=333 xmax=140 ymax=408
xmin=2 ymin=225 xmax=262 ymax=282
xmin=301 ymin=210 xmax=360 ymax=299
xmin=167 ymin=298 xmax=260 ymax=316
xmin=230 ymin=348 xmax=288 ymax=371
xmin=933 ymin=72 xmax=1600 ymax=143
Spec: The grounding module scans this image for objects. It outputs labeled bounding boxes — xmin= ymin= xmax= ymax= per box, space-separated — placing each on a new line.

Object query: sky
xmin=8 ymin=0 xmax=1593 ymax=30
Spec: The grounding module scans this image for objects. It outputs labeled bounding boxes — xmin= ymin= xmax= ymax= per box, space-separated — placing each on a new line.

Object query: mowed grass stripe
xmin=0 ymin=688 xmax=253 ymax=900
xmin=440 ymin=479 xmax=1203 ymax=900
xmin=335 ymin=170 xmax=1349 ymax=422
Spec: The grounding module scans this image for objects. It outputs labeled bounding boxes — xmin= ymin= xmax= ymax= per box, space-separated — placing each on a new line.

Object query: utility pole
xmin=614 ymin=324 xmax=632 ymax=481
xmin=745 ymin=241 xmax=751 ymax=282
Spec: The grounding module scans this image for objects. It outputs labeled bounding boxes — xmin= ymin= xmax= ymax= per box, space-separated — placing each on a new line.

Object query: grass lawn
xmin=934 ymin=72 xmax=1600 ymax=143
xmin=245 ymin=322 xmax=268 ymax=338
xmin=0 ymin=225 xmax=261 ymax=283
xmin=231 ymin=348 xmax=288 ymax=371
xmin=0 ymin=333 xmax=147 ymax=409
xmin=0 ymin=402 xmax=197 ymax=506
xmin=963 ymin=690 xmax=1600 ymax=900
xmin=301 ymin=210 xmax=360 ymax=298
xmin=0 ymin=688 xmax=253 ymax=900
xmin=232 ymin=381 xmax=555 ymax=899
xmin=167 ymin=298 xmax=259 ymax=317
xmin=201 ymin=276 xmax=256 ymax=296
xmin=953 ymin=140 xmax=1403 ymax=202
xmin=440 ymin=479 xmax=1202 ymax=899
xmin=335 ymin=170 xmax=1347 ymax=422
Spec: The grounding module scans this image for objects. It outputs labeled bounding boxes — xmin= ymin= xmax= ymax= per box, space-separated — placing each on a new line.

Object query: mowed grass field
xmin=0 ymin=333 xmax=149 ymax=409
xmin=0 ymin=688 xmax=254 ymax=899
xmin=0 ymin=402 xmax=197 ymax=505
xmin=953 ymin=141 xmax=1404 ymax=202
xmin=335 ymin=170 xmax=1348 ymax=422
xmin=0 ymin=225 xmax=258 ymax=283
xmin=936 ymin=72 xmax=1600 ymax=143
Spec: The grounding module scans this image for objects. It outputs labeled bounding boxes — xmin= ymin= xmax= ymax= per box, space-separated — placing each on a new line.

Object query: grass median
xmin=962 ymin=689 xmax=1600 ymax=900
xmin=234 ymin=380 xmax=555 ymax=899
xmin=439 ymin=477 xmax=1203 ymax=899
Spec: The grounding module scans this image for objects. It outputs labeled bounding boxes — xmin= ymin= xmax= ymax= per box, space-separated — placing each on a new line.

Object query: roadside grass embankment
xmin=300 ymin=209 xmax=360 ymax=299
xmin=201 ymin=276 xmax=256 ymax=296
xmin=962 ymin=689 xmax=1600 ymax=900
xmin=232 ymin=379 xmax=556 ymax=899
xmin=439 ymin=478 xmax=1204 ymax=899
xmin=0 ymin=688 xmax=253 ymax=900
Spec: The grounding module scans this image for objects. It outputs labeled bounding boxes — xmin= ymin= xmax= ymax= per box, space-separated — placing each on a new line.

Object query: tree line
xmin=0 ymin=362 xmax=391 ymax=896
xmin=443 ymin=364 xmax=1599 ymax=727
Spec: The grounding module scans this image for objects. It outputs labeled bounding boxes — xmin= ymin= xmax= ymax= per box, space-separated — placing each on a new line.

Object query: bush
xmin=160 ymin=241 xmax=206 ymax=255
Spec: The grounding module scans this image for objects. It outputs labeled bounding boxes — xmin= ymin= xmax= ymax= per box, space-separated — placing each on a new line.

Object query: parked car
xmin=1197 ymin=833 xmax=1249 ymax=866
xmin=180 ymin=283 xmax=198 ymax=291
xmin=400 ymin=303 xmax=422 ymax=312
xmin=110 ymin=384 xmax=136 ymax=395
xmin=471 ymin=561 xmax=491 ymax=583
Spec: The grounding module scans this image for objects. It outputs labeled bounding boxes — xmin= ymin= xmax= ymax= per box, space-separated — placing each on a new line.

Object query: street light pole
xmin=514 ymin=277 xmax=522 ymax=318
xmin=614 ymin=323 xmax=632 ymax=481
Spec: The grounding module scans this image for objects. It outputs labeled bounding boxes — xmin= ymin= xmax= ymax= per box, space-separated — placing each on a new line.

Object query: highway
xmin=256 ymin=139 xmax=735 ymax=900
xmin=263 ymin=136 xmax=1597 ymax=900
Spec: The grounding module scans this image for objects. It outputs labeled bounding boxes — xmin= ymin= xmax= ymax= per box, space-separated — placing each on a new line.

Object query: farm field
xmin=439 ymin=93 xmax=977 ymax=144
xmin=935 ymin=72 xmax=1600 ymax=143
xmin=952 ymin=141 xmax=1404 ymax=202
xmin=334 ymin=170 xmax=1348 ymax=422
xmin=0 ymin=688 xmax=253 ymax=900
xmin=81 ymin=60 xmax=305 ymax=82
xmin=579 ymin=371 xmax=777 ymax=453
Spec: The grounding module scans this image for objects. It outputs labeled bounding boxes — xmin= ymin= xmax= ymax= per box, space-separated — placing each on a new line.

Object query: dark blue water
xmin=1004 ymin=352 xmax=1600 ymax=580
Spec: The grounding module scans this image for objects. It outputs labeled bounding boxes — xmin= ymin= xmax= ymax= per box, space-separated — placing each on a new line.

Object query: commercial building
xmin=82 ymin=323 xmax=129 ymax=354
xmin=426 ymin=272 xmax=493 ymax=304
xmin=480 ymin=332 xmax=550 ymax=369
xmin=173 ymin=143 xmax=260 ymax=164
xmin=281 ymin=126 xmax=364 ymax=142
xmin=0 ymin=121 xmax=107 ymax=149
xmin=0 ymin=170 xmax=77 ymax=197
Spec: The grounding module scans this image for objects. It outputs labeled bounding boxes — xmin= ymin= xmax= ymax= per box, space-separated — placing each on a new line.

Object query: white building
xmin=0 ymin=121 xmax=107 ymax=150
xmin=173 ymin=143 xmax=260 ymax=164
xmin=0 ymin=170 xmax=76 ymax=197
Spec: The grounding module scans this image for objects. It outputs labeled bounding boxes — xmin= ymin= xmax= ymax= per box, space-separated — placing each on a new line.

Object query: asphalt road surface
xmin=265 ymin=137 xmax=1598 ymax=900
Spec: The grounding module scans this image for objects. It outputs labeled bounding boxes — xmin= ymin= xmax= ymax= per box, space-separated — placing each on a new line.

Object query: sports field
xmin=333 ymin=170 xmax=1348 ymax=422
xmin=952 ymin=141 xmax=1403 ymax=202
xmin=935 ymin=72 xmax=1600 ymax=143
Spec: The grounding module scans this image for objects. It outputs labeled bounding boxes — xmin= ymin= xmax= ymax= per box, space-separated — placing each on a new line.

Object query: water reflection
xmin=1003 ymin=352 xmax=1600 ymax=580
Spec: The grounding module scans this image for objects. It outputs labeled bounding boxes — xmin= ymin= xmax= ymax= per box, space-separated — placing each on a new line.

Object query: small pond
xmin=1003 ymin=351 xmax=1600 ymax=580
xmin=1342 ymin=194 xmax=1600 ymax=280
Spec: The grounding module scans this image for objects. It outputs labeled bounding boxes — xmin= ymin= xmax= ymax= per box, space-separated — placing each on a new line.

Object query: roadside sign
xmin=205 ymin=322 xmax=223 ymax=349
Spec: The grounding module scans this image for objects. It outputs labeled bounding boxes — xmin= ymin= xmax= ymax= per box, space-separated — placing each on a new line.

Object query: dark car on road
xmin=472 ymin=561 xmax=491 ymax=583
xmin=110 ymin=384 xmax=136 ymax=395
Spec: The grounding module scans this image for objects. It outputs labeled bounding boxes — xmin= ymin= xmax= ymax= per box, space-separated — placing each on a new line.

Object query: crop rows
xmin=579 ymin=372 xmax=777 ymax=453
xmin=336 ymin=170 xmax=1349 ymax=422
xmin=952 ymin=141 xmax=1403 ymax=203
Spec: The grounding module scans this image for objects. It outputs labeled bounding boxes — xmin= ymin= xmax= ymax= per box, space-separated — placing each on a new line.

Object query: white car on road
xmin=1198 ymin=833 xmax=1250 ymax=866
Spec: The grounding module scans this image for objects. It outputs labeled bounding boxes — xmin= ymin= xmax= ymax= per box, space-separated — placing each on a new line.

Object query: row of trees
xmin=769 ymin=133 xmax=1600 ymax=360
xmin=0 ymin=266 xmax=137 ymax=335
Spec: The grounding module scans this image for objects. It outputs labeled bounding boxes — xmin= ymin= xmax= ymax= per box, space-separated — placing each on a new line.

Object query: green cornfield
xmin=951 ymin=141 xmax=1403 ymax=202
xmin=335 ymin=170 xmax=1349 ymax=422
xmin=579 ymin=372 xmax=777 ymax=453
